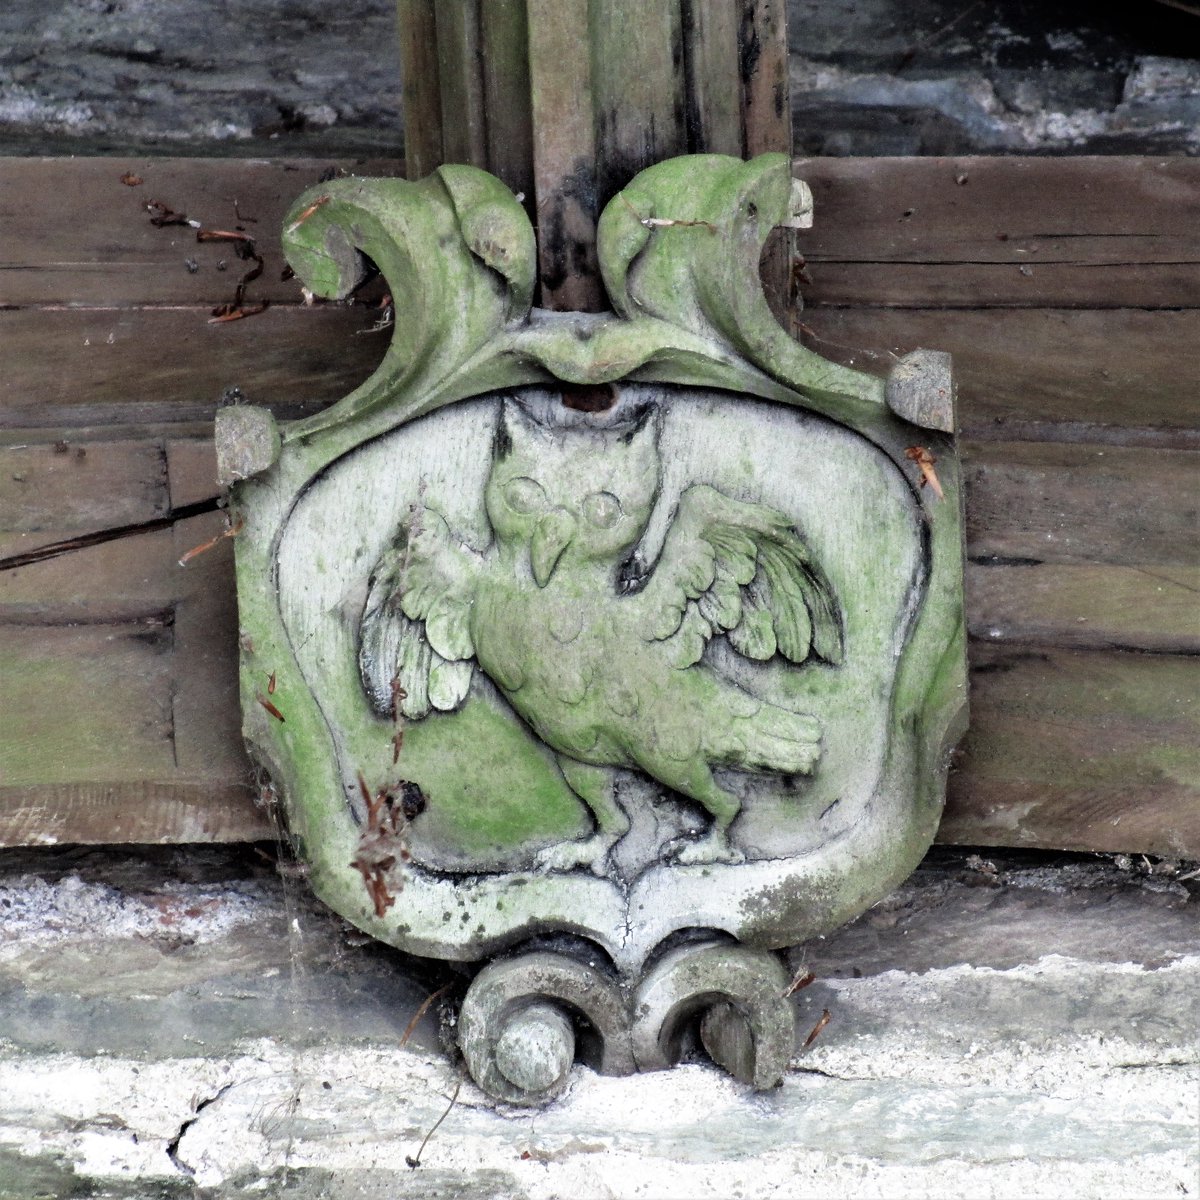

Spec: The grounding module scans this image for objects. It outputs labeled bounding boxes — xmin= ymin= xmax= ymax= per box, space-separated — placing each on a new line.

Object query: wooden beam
xmin=943 ymin=645 xmax=1200 ymax=859
xmin=433 ymin=0 xmax=487 ymax=167
xmin=527 ymin=0 xmax=605 ymax=311
xmin=481 ymin=0 xmax=534 ymax=204
xmin=396 ymin=1 xmax=442 ymax=180
xmin=2 ymin=154 xmax=1197 ymax=857
xmin=680 ymin=0 xmax=742 ymax=156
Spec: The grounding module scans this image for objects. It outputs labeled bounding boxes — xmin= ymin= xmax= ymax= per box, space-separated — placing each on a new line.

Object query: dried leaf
xmin=784 ymin=969 xmax=816 ymax=998
xmin=904 ymin=445 xmax=944 ymax=501
xmin=120 ymin=172 xmax=144 ymax=187
xmin=286 ymin=194 xmax=330 ymax=234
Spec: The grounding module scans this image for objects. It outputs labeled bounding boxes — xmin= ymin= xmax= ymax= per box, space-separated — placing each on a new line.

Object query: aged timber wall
xmin=1 ymin=155 xmax=1197 ymax=857
xmin=0 ymin=0 xmax=1198 ymax=157
xmin=0 ymin=2 xmax=1197 ymax=857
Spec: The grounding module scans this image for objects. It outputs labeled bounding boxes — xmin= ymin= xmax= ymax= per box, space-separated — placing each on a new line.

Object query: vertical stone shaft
xmin=396 ymin=0 xmax=792 ymax=311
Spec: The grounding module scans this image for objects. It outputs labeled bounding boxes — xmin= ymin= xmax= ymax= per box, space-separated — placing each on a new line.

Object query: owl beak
xmin=530 ymin=508 xmax=576 ymax=588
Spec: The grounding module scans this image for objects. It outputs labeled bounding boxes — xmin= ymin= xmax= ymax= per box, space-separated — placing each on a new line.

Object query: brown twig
xmin=178 ymin=515 xmax=244 ymax=566
xmin=619 ymin=192 xmax=716 ymax=232
xmin=801 ymin=1009 xmax=832 ymax=1050
xmin=406 ymin=1078 xmax=462 ymax=1169
xmin=399 ymin=985 xmax=452 ymax=1049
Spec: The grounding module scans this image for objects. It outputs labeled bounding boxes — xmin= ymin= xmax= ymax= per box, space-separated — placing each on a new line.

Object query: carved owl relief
xmin=359 ymin=394 xmax=843 ymax=872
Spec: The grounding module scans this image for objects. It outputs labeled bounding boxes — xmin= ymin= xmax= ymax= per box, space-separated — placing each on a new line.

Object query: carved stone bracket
xmin=456 ymin=939 xmax=794 ymax=1106
xmin=217 ymin=153 xmax=967 ymax=1105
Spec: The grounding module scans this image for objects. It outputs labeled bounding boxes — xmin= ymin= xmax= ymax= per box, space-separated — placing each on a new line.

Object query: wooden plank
xmin=0 ymin=621 xmax=176 ymax=787
xmin=966 ymin=562 xmax=1200 ymax=655
xmin=0 ymin=780 xmax=266 ymax=848
xmin=0 ymin=306 xmax=387 ymax=430
xmin=963 ymin=442 xmax=1199 ymax=568
xmin=792 ymin=156 xmax=1200 ymax=309
xmin=527 ymin=0 xmax=605 ymax=311
xmin=396 ymin=0 xmax=443 ymax=181
xmin=795 ymin=157 xmax=1200 ymax=264
xmin=480 ymin=0 xmax=534 ymax=204
xmin=798 ymin=261 xmax=1200 ymax=311
xmin=170 ymin=511 xmax=248 ymax=781
xmin=0 ymin=157 xmax=401 ymax=307
xmin=739 ymin=0 xmax=791 ymax=157
xmin=2 ymin=156 xmax=1195 ymax=311
xmin=433 ymin=1 xmax=487 ymax=167
xmin=167 ymin=437 xmax=242 ymax=780
xmin=680 ymin=0 xmax=743 ymax=156
xmin=589 ymin=0 xmax=686 ymax=206
xmin=942 ymin=645 xmax=1200 ymax=859
xmin=799 ymin=308 xmax=1200 ymax=442
xmin=0 ymin=440 xmax=166 ymax=532
xmin=11 ymin=305 xmax=1196 ymax=440
xmin=0 ymin=529 xmax=182 ymax=622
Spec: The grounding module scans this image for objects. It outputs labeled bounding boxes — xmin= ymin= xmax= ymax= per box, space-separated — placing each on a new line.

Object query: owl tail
xmin=719 ymin=695 xmax=823 ymax=777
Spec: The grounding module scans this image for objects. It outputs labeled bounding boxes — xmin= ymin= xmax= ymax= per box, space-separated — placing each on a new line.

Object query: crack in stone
xmin=166 ymin=1081 xmax=235 ymax=1177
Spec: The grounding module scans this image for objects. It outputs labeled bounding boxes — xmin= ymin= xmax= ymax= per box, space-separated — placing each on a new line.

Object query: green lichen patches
xmin=400 ymin=698 xmax=589 ymax=870
xmin=278 ymin=167 xmax=535 ymax=450
xmin=222 ymin=152 xmax=967 ymax=994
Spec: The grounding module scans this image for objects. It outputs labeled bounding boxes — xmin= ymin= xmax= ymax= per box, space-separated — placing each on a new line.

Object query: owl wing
xmin=639 ymin=484 xmax=843 ymax=670
xmin=359 ymin=507 xmax=480 ymax=720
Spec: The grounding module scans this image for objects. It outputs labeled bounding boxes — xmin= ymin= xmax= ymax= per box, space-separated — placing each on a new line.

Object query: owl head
xmin=485 ymin=398 xmax=660 ymax=587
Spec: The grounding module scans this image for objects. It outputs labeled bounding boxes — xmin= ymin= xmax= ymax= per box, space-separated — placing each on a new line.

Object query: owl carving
xmin=359 ymin=398 xmax=843 ymax=871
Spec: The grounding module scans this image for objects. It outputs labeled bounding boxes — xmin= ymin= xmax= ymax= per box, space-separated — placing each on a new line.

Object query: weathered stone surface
xmin=215 ymin=154 xmax=966 ymax=1102
xmin=0 ymin=847 xmax=1195 ymax=1197
xmin=1 ymin=1 xmax=1196 ymax=157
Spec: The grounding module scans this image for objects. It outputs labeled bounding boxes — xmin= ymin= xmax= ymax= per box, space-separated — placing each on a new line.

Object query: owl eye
xmin=503 ymin=475 xmax=546 ymax=514
xmin=582 ymin=490 xmax=623 ymax=528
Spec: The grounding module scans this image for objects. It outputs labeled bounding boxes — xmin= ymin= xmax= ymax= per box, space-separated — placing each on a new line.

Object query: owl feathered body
xmin=360 ymin=400 xmax=842 ymax=869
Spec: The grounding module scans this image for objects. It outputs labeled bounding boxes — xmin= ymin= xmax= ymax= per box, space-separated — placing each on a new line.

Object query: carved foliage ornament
xmin=217 ymin=154 xmax=967 ymax=1104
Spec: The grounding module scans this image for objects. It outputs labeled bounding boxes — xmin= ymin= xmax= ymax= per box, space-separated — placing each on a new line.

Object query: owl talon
xmin=534 ymin=833 xmax=618 ymax=875
xmin=669 ymin=829 xmax=745 ymax=866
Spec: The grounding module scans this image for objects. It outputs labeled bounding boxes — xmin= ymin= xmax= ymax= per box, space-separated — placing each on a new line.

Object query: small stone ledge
xmin=0 ymin=846 xmax=1195 ymax=1196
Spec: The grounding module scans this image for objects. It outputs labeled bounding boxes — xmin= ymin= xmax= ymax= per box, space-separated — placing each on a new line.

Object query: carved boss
xmin=218 ymin=154 xmax=967 ymax=1104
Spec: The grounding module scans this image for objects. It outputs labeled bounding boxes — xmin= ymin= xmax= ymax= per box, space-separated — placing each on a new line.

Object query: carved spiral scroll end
xmin=457 ymin=950 xmax=634 ymax=1106
xmin=631 ymin=941 xmax=795 ymax=1091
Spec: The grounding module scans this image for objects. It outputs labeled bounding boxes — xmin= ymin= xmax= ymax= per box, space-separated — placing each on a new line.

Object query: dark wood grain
xmin=0 ymin=158 xmax=402 ymax=308
xmin=799 ymin=308 xmax=1200 ymax=443
xmin=480 ymin=0 xmax=534 ymax=204
xmin=0 ymin=306 xmax=388 ymax=432
xmin=942 ymin=645 xmax=1200 ymax=859
xmin=397 ymin=0 xmax=443 ymax=181
xmin=2 ymin=154 xmax=1197 ymax=857
xmin=433 ymin=1 xmax=487 ymax=167
xmin=793 ymin=156 xmax=1200 ymax=309
xmin=680 ymin=0 xmax=743 ymax=156
xmin=589 ymin=0 xmax=686 ymax=206
xmin=5 ymin=305 xmax=1197 ymax=443
xmin=527 ymin=0 xmax=605 ymax=311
